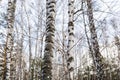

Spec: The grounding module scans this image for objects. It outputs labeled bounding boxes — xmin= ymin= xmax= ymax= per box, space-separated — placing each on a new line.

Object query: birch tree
xmin=67 ymin=0 xmax=74 ymax=80
xmin=3 ymin=0 xmax=16 ymax=80
xmin=17 ymin=1 xmax=24 ymax=79
xmin=42 ymin=0 xmax=56 ymax=80
xmin=86 ymin=0 xmax=105 ymax=80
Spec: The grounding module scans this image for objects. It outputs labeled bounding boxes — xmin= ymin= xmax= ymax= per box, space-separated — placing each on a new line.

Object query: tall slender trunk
xmin=28 ymin=19 xmax=32 ymax=80
xmin=62 ymin=8 xmax=67 ymax=80
xmin=82 ymin=0 xmax=95 ymax=66
xmin=15 ymin=1 xmax=24 ymax=80
xmin=86 ymin=0 xmax=105 ymax=80
xmin=67 ymin=0 xmax=74 ymax=80
xmin=19 ymin=4 xmax=24 ymax=79
xmin=42 ymin=0 xmax=56 ymax=80
xmin=3 ymin=0 xmax=16 ymax=80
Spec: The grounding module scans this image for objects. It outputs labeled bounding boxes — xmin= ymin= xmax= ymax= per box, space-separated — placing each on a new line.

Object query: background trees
xmin=0 ymin=0 xmax=120 ymax=80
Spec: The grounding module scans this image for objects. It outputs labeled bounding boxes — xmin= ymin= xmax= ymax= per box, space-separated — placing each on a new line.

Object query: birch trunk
xmin=42 ymin=0 xmax=56 ymax=80
xmin=67 ymin=0 xmax=74 ymax=80
xmin=3 ymin=0 xmax=16 ymax=80
xmin=29 ymin=17 xmax=32 ymax=80
xmin=86 ymin=0 xmax=105 ymax=80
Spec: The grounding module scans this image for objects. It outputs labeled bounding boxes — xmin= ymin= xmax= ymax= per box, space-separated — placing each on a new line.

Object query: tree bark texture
xmin=3 ymin=0 xmax=16 ymax=80
xmin=86 ymin=0 xmax=105 ymax=80
xmin=42 ymin=0 xmax=56 ymax=80
xmin=67 ymin=0 xmax=74 ymax=80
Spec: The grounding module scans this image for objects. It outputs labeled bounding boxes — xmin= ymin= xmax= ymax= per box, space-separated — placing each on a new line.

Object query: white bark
xmin=3 ymin=0 xmax=16 ymax=80
xmin=42 ymin=0 xmax=56 ymax=80
xmin=67 ymin=0 xmax=74 ymax=80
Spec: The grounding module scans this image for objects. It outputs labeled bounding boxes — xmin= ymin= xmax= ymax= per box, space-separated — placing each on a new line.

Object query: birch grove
xmin=0 ymin=0 xmax=120 ymax=80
